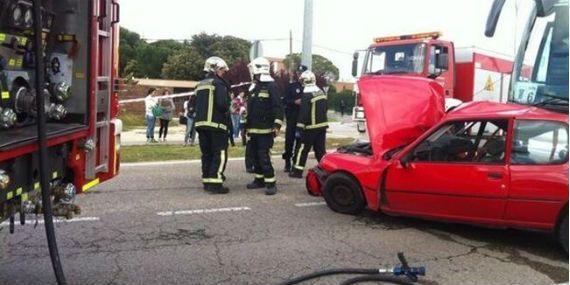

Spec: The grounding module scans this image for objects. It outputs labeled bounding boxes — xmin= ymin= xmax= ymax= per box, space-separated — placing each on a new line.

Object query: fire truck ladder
xmin=86 ymin=0 xmax=113 ymax=179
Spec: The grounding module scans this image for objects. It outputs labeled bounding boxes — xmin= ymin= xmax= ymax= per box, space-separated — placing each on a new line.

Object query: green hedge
xmin=327 ymin=90 xmax=355 ymax=114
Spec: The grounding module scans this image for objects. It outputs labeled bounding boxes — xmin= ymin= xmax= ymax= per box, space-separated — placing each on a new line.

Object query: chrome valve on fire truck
xmin=0 ymin=106 xmax=17 ymax=128
xmin=48 ymin=103 xmax=67 ymax=120
xmin=52 ymin=82 xmax=71 ymax=102
xmin=14 ymin=86 xmax=67 ymax=120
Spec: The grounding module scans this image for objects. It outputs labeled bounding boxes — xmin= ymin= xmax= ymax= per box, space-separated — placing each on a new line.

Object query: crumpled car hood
xmin=358 ymin=75 xmax=446 ymax=157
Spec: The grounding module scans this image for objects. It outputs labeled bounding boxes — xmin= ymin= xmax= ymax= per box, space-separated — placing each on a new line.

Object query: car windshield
xmin=512 ymin=2 xmax=569 ymax=107
xmin=363 ymin=43 xmax=426 ymax=75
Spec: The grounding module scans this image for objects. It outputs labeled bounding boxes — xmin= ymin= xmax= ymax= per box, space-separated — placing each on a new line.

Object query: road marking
xmin=0 ymin=217 xmax=100 ymax=227
xmin=294 ymin=202 xmax=327 ymax=207
xmin=157 ymin=207 xmax=251 ymax=216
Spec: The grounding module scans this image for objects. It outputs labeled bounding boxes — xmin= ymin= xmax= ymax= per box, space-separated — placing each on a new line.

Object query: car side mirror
xmin=435 ymin=53 xmax=449 ymax=70
xmin=352 ymin=52 xmax=359 ymax=77
xmin=485 ymin=0 xmax=506 ymax=37
xmin=399 ymin=154 xmax=412 ymax=169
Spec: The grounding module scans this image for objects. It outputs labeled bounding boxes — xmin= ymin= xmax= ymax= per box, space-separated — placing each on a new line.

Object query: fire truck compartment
xmin=0 ymin=123 xmax=85 ymax=150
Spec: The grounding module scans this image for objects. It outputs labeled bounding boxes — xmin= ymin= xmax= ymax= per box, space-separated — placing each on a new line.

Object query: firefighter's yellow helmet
xmin=248 ymin=57 xmax=271 ymax=75
xmin=203 ymin=57 xmax=229 ymax=73
xmin=299 ymin=70 xmax=316 ymax=86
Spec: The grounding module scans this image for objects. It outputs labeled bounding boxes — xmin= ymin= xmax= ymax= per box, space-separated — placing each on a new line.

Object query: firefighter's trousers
xmin=197 ymin=130 xmax=229 ymax=186
xmin=293 ymin=128 xmax=327 ymax=171
xmin=245 ymin=138 xmax=255 ymax=171
xmin=250 ymin=134 xmax=276 ymax=187
xmin=283 ymin=111 xmax=300 ymax=161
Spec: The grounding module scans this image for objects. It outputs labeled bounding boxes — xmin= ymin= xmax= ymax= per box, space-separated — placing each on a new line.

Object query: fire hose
xmin=32 ymin=0 xmax=67 ymax=284
xmin=275 ymin=253 xmax=425 ymax=285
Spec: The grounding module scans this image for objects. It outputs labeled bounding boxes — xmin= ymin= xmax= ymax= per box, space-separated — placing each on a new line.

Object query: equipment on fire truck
xmin=1 ymin=0 xmax=122 ymax=283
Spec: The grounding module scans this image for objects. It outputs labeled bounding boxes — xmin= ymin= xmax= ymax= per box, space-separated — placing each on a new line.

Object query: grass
xmin=121 ymin=137 xmax=354 ymax=163
xmin=119 ymin=112 xmax=181 ymax=131
xmin=120 ymin=112 xmax=145 ymax=131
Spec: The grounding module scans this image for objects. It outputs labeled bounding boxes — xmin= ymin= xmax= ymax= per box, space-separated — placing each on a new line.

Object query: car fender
xmin=319 ymin=152 xmax=388 ymax=211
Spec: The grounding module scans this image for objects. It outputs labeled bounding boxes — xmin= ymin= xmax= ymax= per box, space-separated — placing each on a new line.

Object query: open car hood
xmin=358 ymin=75 xmax=446 ymax=157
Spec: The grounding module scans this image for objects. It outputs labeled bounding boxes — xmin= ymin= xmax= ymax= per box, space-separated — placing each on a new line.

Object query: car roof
xmin=446 ymin=101 xmax=568 ymax=123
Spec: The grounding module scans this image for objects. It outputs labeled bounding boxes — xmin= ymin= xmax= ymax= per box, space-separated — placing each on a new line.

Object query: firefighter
xmin=194 ymin=57 xmax=231 ymax=194
xmin=289 ymin=70 xmax=328 ymax=179
xmin=282 ymin=65 xmax=307 ymax=172
xmin=244 ymin=57 xmax=283 ymax=195
xmin=240 ymin=96 xmax=255 ymax=173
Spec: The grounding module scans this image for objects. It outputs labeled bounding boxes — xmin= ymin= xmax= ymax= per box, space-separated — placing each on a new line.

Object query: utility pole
xmin=301 ymin=0 xmax=313 ymax=71
xmin=289 ymin=29 xmax=294 ymax=82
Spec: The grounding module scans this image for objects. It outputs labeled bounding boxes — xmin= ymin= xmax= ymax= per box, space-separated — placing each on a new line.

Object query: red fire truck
xmin=351 ymin=33 xmax=514 ymax=131
xmin=0 ymin=0 xmax=121 ymax=224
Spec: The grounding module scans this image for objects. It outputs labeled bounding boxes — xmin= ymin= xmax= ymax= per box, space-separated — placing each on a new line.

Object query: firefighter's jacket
xmin=194 ymin=74 xmax=231 ymax=133
xmin=245 ymin=81 xmax=283 ymax=135
xmin=296 ymin=85 xmax=328 ymax=130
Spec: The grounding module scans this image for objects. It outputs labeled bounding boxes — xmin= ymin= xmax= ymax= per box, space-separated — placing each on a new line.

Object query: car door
xmin=506 ymin=119 xmax=569 ymax=229
xmin=383 ymin=119 xmax=510 ymax=225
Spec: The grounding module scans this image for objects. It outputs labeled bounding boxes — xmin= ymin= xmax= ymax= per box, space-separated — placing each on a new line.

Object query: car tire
xmin=559 ymin=212 xmax=568 ymax=253
xmin=323 ymin=173 xmax=365 ymax=215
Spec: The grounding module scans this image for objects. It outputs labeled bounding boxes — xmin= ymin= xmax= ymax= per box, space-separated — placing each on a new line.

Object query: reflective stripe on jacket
xmin=245 ymin=81 xmax=284 ymax=135
xmin=296 ymin=89 xmax=328 ymax=130
xmin=194 ymin=75 xmax=231 ymax=132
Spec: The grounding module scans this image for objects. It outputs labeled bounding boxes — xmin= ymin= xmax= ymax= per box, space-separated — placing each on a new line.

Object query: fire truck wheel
xmin=559 ymin=212 xmax=568 ymax=253
xmin=323 ymin=173 xmax=365 ymax=215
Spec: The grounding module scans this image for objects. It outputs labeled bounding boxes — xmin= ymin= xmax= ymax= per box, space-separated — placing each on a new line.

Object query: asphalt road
xmin=0 ymin=159 xmax=568 ymax=285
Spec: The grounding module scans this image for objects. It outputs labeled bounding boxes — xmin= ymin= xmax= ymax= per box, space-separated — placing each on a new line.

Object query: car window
xmin=412 ymin=120 xmax=509 ymax=164
xmin=511 ymin=120 xmax=569 ymax=165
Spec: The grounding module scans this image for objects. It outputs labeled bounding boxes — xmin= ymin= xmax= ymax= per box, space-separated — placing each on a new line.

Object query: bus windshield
xmin=512 ymin=1 xmax=568 ymax=109
xmin=362 ymin=43 xmax=426 ymax=75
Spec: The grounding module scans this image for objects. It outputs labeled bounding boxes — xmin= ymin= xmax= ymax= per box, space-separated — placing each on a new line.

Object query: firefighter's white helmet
xmin=248 ymin=57 xmax=271 ymax=75
xmin=299 ymin=70 xmax=316 ymax=86
xmin=203 ymin=57 xmax=229 ymax=73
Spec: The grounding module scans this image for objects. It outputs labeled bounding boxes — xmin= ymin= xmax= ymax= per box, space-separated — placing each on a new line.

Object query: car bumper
xmin=306 ymin=166 xmax=328 ymax=196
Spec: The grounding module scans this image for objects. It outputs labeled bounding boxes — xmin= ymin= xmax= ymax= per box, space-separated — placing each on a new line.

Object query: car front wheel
xmin=323 ymin=173 xmax=365 ymax=215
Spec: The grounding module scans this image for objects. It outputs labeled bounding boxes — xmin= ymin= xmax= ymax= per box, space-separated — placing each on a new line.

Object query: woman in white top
xmin=144 ymin=88 xmax=158 ymax=143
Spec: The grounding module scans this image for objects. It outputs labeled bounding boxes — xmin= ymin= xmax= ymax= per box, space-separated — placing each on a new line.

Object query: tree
xmin=119 ymin=27 xmax=145 ymax=76
xmin=283 ymin=53 xmax=339 ymax=81
xmin=161 ymin=33 xmax=252 ymax=81
xmin=189 ymin=33 xmax=251 ymax=67
xmin=225 ymin=59 xmax=252 ymax=94
xmin=161 ymin=47 xmax=204 ymax=80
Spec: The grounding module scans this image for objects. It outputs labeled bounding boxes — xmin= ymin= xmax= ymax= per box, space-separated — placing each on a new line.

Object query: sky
xmin=121 ymin=0 xmax=528 ymax=81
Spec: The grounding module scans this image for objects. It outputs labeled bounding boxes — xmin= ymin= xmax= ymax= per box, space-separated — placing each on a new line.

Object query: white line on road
xmin=294 ymin=202 xmax=327 ymax=207
xmin=157 ymin=207 xmax=251 ymax=216
xmin=0 ymin=217 xmax=100 ymax=227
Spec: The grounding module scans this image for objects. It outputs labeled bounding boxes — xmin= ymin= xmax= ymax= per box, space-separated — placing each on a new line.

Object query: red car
xmin=306 ymin=76 xmax=569 ymax=251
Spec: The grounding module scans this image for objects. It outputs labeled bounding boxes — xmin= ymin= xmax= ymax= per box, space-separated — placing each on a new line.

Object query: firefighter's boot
xmin=247 ymin=179 xmax=265 ymax=190
xmin=284 ymin=159 xmax=292 ymax=173
xmin=289 ymin=169 xmax=303 ymax=179
xmin=265 ymin=185 xmax=277 ymax=196
xmin=209 ymin=185 xmax=230 ymax=194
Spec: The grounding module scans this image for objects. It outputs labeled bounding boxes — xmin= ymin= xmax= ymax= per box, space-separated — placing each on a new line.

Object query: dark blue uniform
xmin=282 ymin=81 xmax=303 ymax=171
